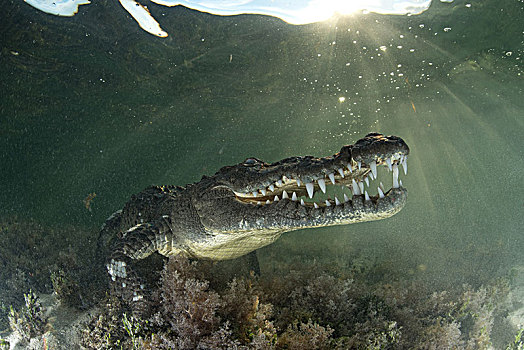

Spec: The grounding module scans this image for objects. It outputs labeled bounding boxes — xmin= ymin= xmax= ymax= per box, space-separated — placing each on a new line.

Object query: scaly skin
xmin=102 ymin=132 xmax=409 ymax=302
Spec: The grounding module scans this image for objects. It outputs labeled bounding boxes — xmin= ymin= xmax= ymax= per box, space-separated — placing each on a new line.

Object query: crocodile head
xmin=191 ymin=133 xmax=409 ymax=259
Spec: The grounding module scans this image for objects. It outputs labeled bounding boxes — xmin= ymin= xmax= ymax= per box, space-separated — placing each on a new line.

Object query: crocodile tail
xmin=107 ymin=249 xmax=146 ymax=305
xmin=97 ymin=209 xmax=123 ymax=257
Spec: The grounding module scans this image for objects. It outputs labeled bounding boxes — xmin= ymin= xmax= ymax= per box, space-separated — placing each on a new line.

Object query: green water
xmin=0 ymin=0 xmax=523 ymax=323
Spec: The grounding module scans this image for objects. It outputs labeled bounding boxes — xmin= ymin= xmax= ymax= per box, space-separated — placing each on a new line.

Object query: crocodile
xmin=103 ymin=132 xmax=409 ymax=302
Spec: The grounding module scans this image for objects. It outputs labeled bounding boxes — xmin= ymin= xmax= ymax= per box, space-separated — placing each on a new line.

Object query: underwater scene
xmin=0 ymin=0 xmax=523 ymax=348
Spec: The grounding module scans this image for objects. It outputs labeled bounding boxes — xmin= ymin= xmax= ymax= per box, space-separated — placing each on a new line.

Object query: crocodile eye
xmin=243 ymin=158 xmax=258 ymax=166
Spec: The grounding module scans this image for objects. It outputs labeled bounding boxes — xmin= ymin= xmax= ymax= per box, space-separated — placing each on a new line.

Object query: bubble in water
xmin=506 ymin=51 xmax=513 ymax=56
xmin=444 ymin=27 xmax=451 ymax=32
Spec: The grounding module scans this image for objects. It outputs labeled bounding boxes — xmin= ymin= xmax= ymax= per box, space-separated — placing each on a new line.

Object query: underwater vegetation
xmin=0 ymin=218 xmax=103 ymax=332
xmin=81 ymin=255 xmax=520 ymax=349
xmin=0 ymin=218 xmax=522 ymax=348
xmin=7 ymin=291 xmax=47 ymax=343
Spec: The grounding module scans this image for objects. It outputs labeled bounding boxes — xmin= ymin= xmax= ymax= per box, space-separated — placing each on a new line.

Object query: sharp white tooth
xmin=306 ymin=182 xmax=314 ymax=198
xmin=252 ymin=191 xmax=258 ymax=197
xmin=392 ymin=163 xmax=399 ymax=188
xmin=291 ymin=192 xmax=297 ymax=201
xmin=257 ymin=201 xmax=262 ymax=205
xmin=338 ymin=168 xmax=345 ymax=178
xmin=378 ymin=187 xmax=385 ymax=198
xmin=282 ymin=190 xmax=289 ymax=199
xmin=274 ymin=195 xmax=279 ymax=201
xmin=364 ymin=176 xmax=369 ymax=187
xmin=260 ymin=189 xmax=267 ymax=196
xmin=335 ymin=197 xmax=341 ymax=205
xmin=358 ymin=161 xmax=361 ymax=170
xmin=347 ymin=164 xmax=353 ymax=173
xmin=370 ymin=161 xmax=377 ymax=178
xmin=402 ymin=157 xmax=408 ymax=175
xmin=344 ymin=193 xmax=350 ymax=202
xmin=358 ymin=181 xmax=364 ymax=194
xmin=296 ymin=178 xmax=301 ymax=187
xmin=328 ymin=173 xmax=336 ymax=185
xmin=325 ymin=200 xmax=331 ymax=206
xmin=386 ymin=157 xmax=392 ymax=171
xmin=400 ymin=179 xmax=403 ymax=187
xmin=365 ymin=191 xmax=370 ymax=201
xmin=314 ymin=203 xmax=319 ymax=209
xmin=266 ymin=200 xmax=271 ymax=204
xmin=380 ymin=182 xmax=385 ymax=191
xmin=318 ymin=178 xmax=326 ymax=193
xmin=268 ymin=184 xmax=275 ymax=192
xmin=351 ymin=179 xmax=360 ymax=195
xmin=282 ymin=175 xmax=289 ymax=183
xmin=300 ymin=199 xmax=305 ymax=205
xmin=276 ymin=179 xmax=283 ymax=187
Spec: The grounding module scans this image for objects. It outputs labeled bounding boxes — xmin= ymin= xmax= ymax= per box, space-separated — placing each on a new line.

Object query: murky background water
xmin=0 ymin=0 xmax=523 ymax=343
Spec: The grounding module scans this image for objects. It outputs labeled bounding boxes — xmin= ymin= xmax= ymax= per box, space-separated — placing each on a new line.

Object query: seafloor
xmin=0 ymin=219 xmax=522 ymax=349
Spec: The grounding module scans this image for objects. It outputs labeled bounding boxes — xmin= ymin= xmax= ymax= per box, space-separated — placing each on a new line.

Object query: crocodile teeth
xmin=402 ymin=157 xmax=408 ymax=175
xmin=378 ymin=187 xmax=385 ymax=198
xmin=296 ymin=178 xmax=301 ymax=187
xmin=380 ymin=182 xmax=385 ymax=191
xmin=266 ymin=200 xmax=270 ymax=204
xmin=358 ymin=181 xmax=364 ymax=194
xmin=370 ymin=161 xmax=377 ymax=178
xmin=338 ymin=168 xmax=345 ymax=178
xmin=358 ymin=161 xmax=361 ymax=170
xmin=364 ymin=176 xmax=369 ymax=187
xmin=351 ymin=179 xmax=360 ymax=195
xmin=344 ymin=193 xmax=350 ymax=202
xmin=386 ymin=157 xmax=392 ymax=171
xmin=300 ymin=199 xmax=305 ymax=205
xmin=260 ymin=189 xmax=267 ymax=196
xmin=393 ymin=163 xmax=399 ymax=188
xmin=347 ymin=164 xmax=353 ymax=173
xmin=335 ymin=197 xmax=341 ymax=205
xmin=276 ymin=179 xmax=283 ymax=187
xmin=325 ymin=200 xmax=331 ymax=206
xmin=306 ymin=182 xmax=314 ymax=198
xmin=282 ymin=190 xmax=289 ymax=199
xmin=274 ymin=195 xmax=279 ymax=201
xmin=314 ymin=203 xmax=319 ymax=209
xmin=318 ymin=178 xmax=326 ymax=193
xmin=328 ymin=173 xmax=336 ymax=185
xmin=268 ymin=184 xmax=275 ymax=192
xmin=365 ymin=191 xmax=370 ymax=201
xmin=291 ymin=192 xmax=297 ymax=201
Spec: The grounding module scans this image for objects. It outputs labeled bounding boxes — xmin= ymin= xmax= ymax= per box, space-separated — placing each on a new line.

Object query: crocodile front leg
xmin=106 ymin=216 xmax=177 ymax=304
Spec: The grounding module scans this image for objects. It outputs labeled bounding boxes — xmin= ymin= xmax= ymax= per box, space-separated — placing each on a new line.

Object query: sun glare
xmin=294 ymin=0 xmax=368 ymax=23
